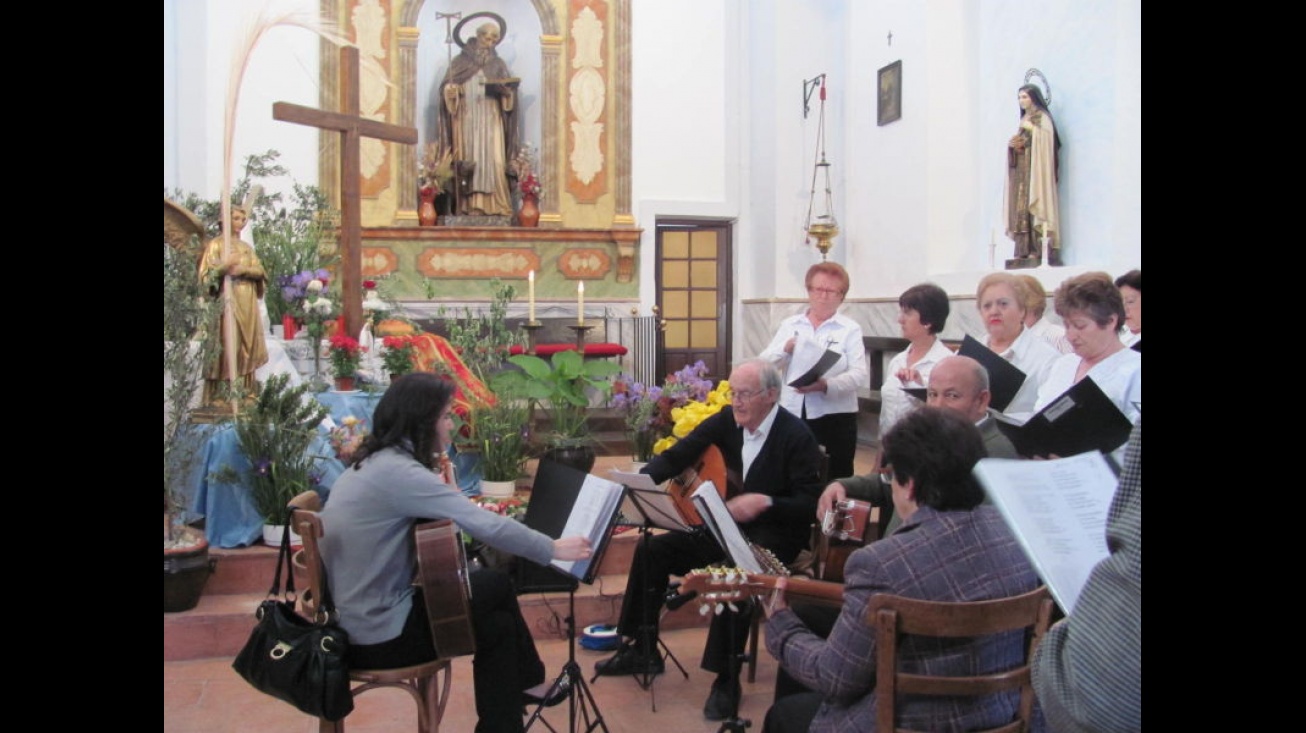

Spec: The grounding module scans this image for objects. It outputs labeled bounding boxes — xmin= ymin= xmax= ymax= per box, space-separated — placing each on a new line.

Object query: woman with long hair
xmin=321 ymin=373 xmax=591 ymax=733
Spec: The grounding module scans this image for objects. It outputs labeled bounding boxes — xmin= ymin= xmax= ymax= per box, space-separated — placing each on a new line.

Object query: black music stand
xmin=522 ymin=569 xmax=610 ymax=733
xmin=595 ymin=487 xmax=693 ymax=708
xmin=518 ymin=459 xmax=625 ymax=733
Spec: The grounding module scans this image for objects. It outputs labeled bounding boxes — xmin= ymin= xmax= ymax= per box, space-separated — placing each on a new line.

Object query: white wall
xmin=164 ymin=0 xmax=1142 ymax=345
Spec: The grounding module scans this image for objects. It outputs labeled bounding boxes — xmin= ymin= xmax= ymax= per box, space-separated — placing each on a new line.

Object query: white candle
xmin=577 ymin=281 xmax=585 ymax=326
xmin=528 ymin=270 xmax=536 ymax=322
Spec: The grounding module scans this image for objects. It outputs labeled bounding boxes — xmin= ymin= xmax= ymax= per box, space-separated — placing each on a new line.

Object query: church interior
xmin=164 ymin=0 xmax=1141 ymax=730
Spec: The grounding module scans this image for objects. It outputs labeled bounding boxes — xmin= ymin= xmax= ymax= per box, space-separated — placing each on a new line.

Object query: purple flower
xmin=254 ymin=458 xmax=271 ymax=476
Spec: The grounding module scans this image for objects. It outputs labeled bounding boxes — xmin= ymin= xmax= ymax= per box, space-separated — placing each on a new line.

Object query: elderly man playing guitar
xmin=593 ymin=358 xmax=825 ymax=721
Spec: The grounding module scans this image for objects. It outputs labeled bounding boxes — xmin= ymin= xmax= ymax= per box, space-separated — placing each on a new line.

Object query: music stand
xmin=596 ymin=486 xmax=693 ymax=708
xmin=522 ymin=569 xmax=610 ymax=733
xmin=518 ymin=459 xmax=626 ymax=733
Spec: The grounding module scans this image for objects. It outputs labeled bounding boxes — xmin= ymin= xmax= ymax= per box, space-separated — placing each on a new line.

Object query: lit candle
xmin=577 ymin=281 xmax=585 ymax=326
xmin=528 ymin=270 xmax=536 ymax=322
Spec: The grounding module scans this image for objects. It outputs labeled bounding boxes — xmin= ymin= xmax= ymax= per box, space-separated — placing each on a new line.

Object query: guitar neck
xmin=684 ymin=570 xmax=844 ymax=607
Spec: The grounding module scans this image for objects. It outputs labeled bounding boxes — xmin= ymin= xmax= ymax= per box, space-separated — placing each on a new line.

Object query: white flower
xmin=307 ymin=279 xmax=324 ymax=293
xmin=311 ymin=298 xmax=334 ymax=315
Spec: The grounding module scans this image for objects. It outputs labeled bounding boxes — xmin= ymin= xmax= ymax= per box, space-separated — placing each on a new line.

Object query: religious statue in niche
xmin=1004 ymin=70 xmax=1062 ymax=267
xmin=437 ymin=13 xmax=520 ymax=220
xmin=198 ymin=206 xmax=269 ymax=405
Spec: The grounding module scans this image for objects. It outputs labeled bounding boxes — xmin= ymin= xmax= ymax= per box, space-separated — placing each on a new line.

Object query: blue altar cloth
xmin=180 ymin=388 xmax=484 ymax=547
xmin=183 ymin=422 xmax=346 ymax=548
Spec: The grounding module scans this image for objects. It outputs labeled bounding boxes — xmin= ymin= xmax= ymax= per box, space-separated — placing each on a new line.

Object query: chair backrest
xmin=868 ymin=586 xmax=1053 ymax=733
xmin=289 ymin=508 xmax=331 ymax=625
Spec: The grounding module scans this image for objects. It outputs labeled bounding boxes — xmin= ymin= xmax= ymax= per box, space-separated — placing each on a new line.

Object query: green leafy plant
xmin=497 ymin=350 xmax=621 ymax=446
xmin=381 ymin=334 xmax=418 ymax=376
xmin=328 ymin=333 xmax=364 ymax=379
xmin=227 ymin=373 xmax=332 ymax=525
xmin=163 ymin=236 xmax=222 ymax=547
xmin=437 ymin=278 xmax=527 ymax=387
xmin=477 ymin=380 xmax=533 ymax=482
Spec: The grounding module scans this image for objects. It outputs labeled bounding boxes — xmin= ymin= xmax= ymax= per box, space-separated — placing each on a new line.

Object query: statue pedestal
xmin=441 ymin=214 xmax=512 ymax=227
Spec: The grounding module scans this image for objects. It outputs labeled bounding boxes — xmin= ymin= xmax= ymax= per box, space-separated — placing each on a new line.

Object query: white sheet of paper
xmin=973 ymin=452 xmax=1117 ymax=613
xmin=692 ymin=481 xmax=764 ymax=574
xmin=551 ymin=474 xmax=624 ymax=578
xmin=790 ymin=336 xmax=828 ymax=382
xmin=607 ymin=468 xmax=661 ymax=490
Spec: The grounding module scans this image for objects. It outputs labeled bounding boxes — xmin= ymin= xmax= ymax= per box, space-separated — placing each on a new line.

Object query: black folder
xmin=957 ymin=334 xmax=1028 ymax=413
xmin=788 ymin=348 xmax=842 ymax=388
xmin=991 ymin=376 xmax=1133 ymax=460
xmin=515 ymin=459 xmax=624 ymax=592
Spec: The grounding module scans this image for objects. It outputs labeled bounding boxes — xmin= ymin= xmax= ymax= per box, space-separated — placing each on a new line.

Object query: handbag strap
xmin=264 ymin=508 xmax=297 ymax=601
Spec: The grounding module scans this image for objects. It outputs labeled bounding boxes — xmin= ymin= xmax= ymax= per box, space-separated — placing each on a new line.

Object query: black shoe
xmin=522 ymin=678 xmax=571 ymax=708
xmin=592 ymin=641 xmax=665 ymax=676
xmin=702 ymin=683 xmax=741 ymax=721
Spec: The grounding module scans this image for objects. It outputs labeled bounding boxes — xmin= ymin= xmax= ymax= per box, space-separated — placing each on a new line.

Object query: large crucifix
xmin=273 ymin=46 xmax=417 ymax=339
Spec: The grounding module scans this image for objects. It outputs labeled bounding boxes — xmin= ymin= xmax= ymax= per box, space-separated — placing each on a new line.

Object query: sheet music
xmin=551 ymin=474 xmax=625 ymax=579
xmin=691 ymin=481 xmax=764 ymax=574
xmin=607 ymin=468 xmax=661 ymax=491
xmin=973 ymin=452 xmax=1117 ymax=613
xmin=622 ymin=488 xmax=695 ymax=533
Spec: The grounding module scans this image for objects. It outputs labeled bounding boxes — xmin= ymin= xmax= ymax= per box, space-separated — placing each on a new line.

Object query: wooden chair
xmin=289 ymin=507 xmax=454 ymax=733
xmin=868 ymin=586 xmax=1054 ymax=733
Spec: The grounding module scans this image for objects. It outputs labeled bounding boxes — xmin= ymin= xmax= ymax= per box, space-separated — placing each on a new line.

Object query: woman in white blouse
xmin=1034 ymin=272 xmax=1142 ymax=466
xmin=1115 ymin=269 xmax=1141 ymax=350
xmin=975 ymin=272 xmax=1060 ymax=419
xmin=879 ymin=283 xmax=954 ymax=437
xmin=759 ymin=262 xmax=868 ymax=480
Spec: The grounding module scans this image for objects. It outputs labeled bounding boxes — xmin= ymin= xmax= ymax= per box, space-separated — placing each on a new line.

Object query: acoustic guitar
xmin=674 ymin=566 xmax=845 ymax=613
xmin=413 ymin=519 xmax=477 ymax=658
xmin=665 ymin=444 xmax=740 ymax=526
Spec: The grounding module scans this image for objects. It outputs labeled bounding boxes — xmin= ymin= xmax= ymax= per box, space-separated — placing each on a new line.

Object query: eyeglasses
xmin=730 ymin=387 xmax=769 ymax=402
xmin=807 ymin=287 xmax=844 ymax=297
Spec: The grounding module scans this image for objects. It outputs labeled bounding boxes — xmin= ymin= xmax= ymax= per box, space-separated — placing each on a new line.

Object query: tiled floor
xmin=163 ymin=625 xmax=781 ymax=732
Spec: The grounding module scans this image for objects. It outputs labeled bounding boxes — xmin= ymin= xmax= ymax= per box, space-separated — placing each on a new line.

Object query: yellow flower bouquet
xmin=651 ymin=380 xmax=733 ymax=455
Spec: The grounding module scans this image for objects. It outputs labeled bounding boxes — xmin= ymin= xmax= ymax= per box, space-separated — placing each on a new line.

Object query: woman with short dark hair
xmin=1115 ymin=269 xmax=1141 ymax=349
xmin=879 ymin=282 xmax=954 ymax=436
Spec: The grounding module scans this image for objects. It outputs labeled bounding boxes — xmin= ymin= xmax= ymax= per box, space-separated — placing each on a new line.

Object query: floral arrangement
xmin=419 ymin=143 xmax=452 ymax=195
xmin=280 ymin=269 xmax=337 ymax=340
xmin=327 ymin=416 xmax=369 ymax=463
xmin=381 ymin=334 xmax=417 ymax=376
xmin=511 ymin=145 xmax=542 ymax=199
xmin=471 ymin=494 xmax=529 ymax=521
xmin=611 ymin=361 xmax=720 ymax=461
xmin=652 ymin=374 xmax=733 ymax=456
xmin=477 ymin=388 xmax=532 ymax=482
xmin=328 ymin=333 xmax=365 ymax=378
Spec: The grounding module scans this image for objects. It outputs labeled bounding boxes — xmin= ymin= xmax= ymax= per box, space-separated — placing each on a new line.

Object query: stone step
xmin=164 ymin=526 xmax=712 ymax=662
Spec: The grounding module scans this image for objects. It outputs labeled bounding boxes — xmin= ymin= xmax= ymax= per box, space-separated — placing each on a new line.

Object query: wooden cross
xmin=273 ymin=46 xmax=418 ymax=339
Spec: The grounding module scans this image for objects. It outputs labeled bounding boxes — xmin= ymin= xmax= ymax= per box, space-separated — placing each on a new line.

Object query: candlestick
xmin=528 ymin=270 xmax=536 ymax=322
xmin=577 ymin=281 xmax=585 ymax=326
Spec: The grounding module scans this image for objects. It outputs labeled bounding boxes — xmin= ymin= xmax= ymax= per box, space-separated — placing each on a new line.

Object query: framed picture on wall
xmin=878 ymin=60 xmax=902 ymax=126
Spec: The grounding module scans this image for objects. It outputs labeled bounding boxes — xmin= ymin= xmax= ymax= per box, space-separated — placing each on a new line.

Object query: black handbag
xmin=232 ymin=522 xmax=354 ymax=721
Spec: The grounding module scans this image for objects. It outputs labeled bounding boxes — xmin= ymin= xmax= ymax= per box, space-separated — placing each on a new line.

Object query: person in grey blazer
xmin=1032 ymin=420 xmax=1142 ymax=732
xmin=762 ymin=407 xmax=1041 ymax=733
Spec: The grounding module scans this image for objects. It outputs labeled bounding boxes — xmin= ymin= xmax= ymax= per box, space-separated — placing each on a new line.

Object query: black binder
xmin=991 ymin=376 xmax=1133 ymax=460
xmin=957 ymin=334 xmax=1029 ymax=413
xmin=788 ymin=348 xmax=842 ymax=388
xmin=515 ymin=459 xmax=625 ymax=592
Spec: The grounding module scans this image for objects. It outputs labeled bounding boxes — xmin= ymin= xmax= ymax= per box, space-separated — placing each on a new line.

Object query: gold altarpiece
xmin=315 ymin=0 xmax=638 ymax=302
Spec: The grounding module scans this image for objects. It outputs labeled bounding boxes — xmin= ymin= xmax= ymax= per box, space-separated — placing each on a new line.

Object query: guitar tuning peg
xmin=727 ymin=601 xmax=739 ymax=614
xmin=699 ymin=603 xmax=711 ymax=617
xmin=714 ymin=602 xmax=725 ymax=616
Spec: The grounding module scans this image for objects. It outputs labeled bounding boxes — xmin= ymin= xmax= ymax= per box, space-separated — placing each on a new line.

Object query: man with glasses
xmin=594 ymin=358 xmax=825 ymax=721
xmin=816 ymin=355 xmax=1018 ymax=536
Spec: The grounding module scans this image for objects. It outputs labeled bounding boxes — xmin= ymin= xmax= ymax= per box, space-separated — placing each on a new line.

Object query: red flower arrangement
xmin=363 ymin=280 xmax=377 ymax=290
xmin=327 ymin=333 xmax=366 ymax=378
xmin=381 ymin=335 xmax=417 ymax=376
xmin=520 ymin=173 xmax=542 ymax=198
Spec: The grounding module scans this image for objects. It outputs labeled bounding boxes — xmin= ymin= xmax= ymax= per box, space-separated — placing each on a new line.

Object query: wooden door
xmin=656 ymin=220 xmax=732 ymax=382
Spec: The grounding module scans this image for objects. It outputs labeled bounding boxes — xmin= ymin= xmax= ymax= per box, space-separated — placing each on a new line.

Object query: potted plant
xmin=381 ymin=334 xmax=418 ymax=380
xmin=497 ymin=349 xmax=621 ymax=472
xmin=477 ymin=380 xmax=533 ymax=497
xmin=226 ymin=374 xmax=331 ymax=541
xmin=328 ymin=333 xmax=365 ymax=391
xmin=164 ymin=200 xmax=223 ymax=612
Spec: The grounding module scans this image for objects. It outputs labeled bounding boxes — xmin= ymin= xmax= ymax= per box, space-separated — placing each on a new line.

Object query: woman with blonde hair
xmin=1015 ymin=274 xmax=1072 ymax=354
xmin=974 ymin=272 xmax=1059 ymax=418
